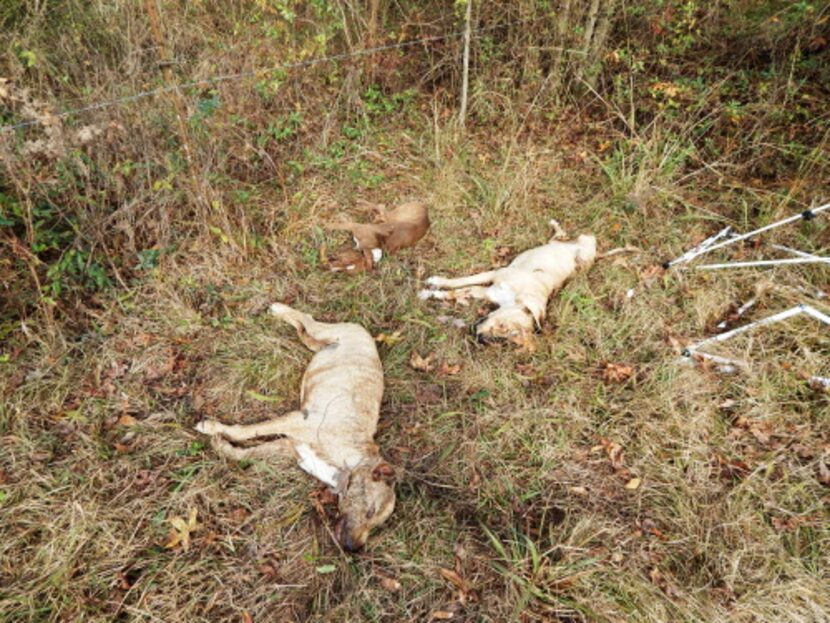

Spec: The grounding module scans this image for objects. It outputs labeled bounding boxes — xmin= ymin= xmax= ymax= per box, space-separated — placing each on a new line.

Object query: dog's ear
xmin=371 ymin=462 xmax=396 ymax=485
xmin=370 ymin=223 xmax=397 ymax=241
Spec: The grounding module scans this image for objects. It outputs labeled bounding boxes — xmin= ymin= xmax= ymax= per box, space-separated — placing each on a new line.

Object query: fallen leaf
xmin=409 ymin=351 xmax=435 ymax=372
xmin=639 ymin=265 xmax=664 ymax=282
xmin=438 ymin=362 xmax=462 ymax=376
xmin=117 ymin=414 xmax=137 ymax=427
xmin=515 ymin=362 xmax=536 ymax=376
xmin=229 ymin=507 xmax=250 ymax=523
xmin=144 ymin=350 xmax=176 ymax=381
xmin=624 ymin=477 xmax=642 ymax=490
xmin=258 ymin=563 xmax=279 ymax=579
xmin=491 ymin=246 xmax=512 ymax=266
xmin=598 ymin=438 xmax=625 ymax=470
xmin=165 ymin=507 xmax=201 ymax=551
xmin=569 ymin=486 xmax=588 ymax=496
xmin=379 ymin=575 xmax=402 ymax=592
xmin=601 ymin=362 xmax=634 ymax=384
xmin=315 ymin=564 xmax=337 ymax=574
xmin=374 ymin=331 xmax=403 ymax=346
xmin=431 ymin=611 xmax=455 ymax=621
xmin=242 ymin=611 xmax=253 ymax=623
xmin=715 ymin=454 xmax=751 ymax=480
xmin=415 ymin=383 xmax=443 ymax=404
xmin=310 ymin=486 xmax=339 ymax=518
xmin=439 ymin=568 xmax=470 ymax=592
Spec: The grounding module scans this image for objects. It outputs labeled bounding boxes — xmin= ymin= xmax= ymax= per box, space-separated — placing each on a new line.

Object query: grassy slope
xmin=2 ymin=3 xmax=829 ymax=622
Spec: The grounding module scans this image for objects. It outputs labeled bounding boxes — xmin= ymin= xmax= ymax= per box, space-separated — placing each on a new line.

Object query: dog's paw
xmin=195 ymin=420 xmax=220 ymax=435
xmin=418 ymin=289 xmax=434 ymax=300
xmin=269 ymin=302 xmax=293 ymax=317
xmin=425 ymin=276 xmax=444 ymax=288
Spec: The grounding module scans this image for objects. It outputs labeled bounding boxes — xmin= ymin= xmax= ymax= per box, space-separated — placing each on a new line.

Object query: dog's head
xmin=474 ymin=305 xmax=536 ymax=341
xmin=334 ymin=458 xmax=397 ymax=552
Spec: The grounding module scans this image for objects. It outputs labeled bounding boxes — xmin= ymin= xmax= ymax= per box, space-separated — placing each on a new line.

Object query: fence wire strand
xmin=1 ymin=17 xmax=585 ymax=132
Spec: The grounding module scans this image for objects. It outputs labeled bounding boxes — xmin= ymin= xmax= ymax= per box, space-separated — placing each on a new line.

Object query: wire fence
xmin=1 ymin=16 xmax=585 ymax=133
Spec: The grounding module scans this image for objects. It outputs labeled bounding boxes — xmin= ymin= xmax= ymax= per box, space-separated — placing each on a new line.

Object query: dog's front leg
xmin=196 ymin=411 xmax=306 ymax=441
xmin=210 ymin=436 xmax=296 ymax=461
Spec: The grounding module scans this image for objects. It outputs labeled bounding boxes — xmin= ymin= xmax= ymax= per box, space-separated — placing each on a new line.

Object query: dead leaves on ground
xmin=593 ymin=438 xmax=625 ymax=471
xmin=374 ymin=331 xmax=403 ymax=346
xmin=490 ymin=245 xmax=513 ymax=267
xmin=165 ymin=508 xmax=201 ymax=551
xmin=377 ymin=573 xmax=402 ymax=593
xmin=591 ymin=438 xmax=642 ymax=491
xmin=600 ymin=361 xmax=635 ymax=384
xmin=409 ymin=351 xmax=435 ymax=372
xmin=409 ymin=351 xmax=462 ymax=377
xmin=432 ymin=543 xmax=477 ymax=620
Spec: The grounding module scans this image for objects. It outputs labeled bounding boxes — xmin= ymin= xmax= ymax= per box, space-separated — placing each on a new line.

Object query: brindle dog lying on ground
xmin=196 ymin=303 xmax=395 ymax=552
xmin=327 ymin=201 xmax=429 ymax=271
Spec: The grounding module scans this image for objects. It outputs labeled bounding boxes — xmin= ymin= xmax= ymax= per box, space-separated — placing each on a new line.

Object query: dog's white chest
xmin=487 ymin=282 xmax=516 ymax=307
xmin=296 ymin=443 xmax=339 ymax=488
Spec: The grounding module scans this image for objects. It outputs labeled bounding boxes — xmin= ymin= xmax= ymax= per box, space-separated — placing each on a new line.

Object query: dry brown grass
xmin=2 ymin=1 xmax=830 ymax=622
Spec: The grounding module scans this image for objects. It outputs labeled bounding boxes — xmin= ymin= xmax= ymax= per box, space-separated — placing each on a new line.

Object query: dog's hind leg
xmin=425 ymin=271 xmax=497 ymax=290
xmin=196 ymin=410 xmax=307 ymax=441
xmin=269 ymin=303 xmax=338 ymax=351
xmin=210 ymin=435 xmax=296 ymax=461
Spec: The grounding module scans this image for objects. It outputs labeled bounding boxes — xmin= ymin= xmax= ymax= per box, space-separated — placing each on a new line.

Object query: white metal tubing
xmin=770 ymin=244 xmax=823 ymax=260
xmin=689 ymin=305 xmax=807 ymax=351
xmin=687 ymin=350 xmax=745 ymax=367
xmin=696 ymin=257 xmax=830 ymax=270
xmin=671 ymin=202 xmax=830 ymax=266
xmin=666 ymin=226 xmax=732 ymax=267
xmin=802 ymin=305 xmax=830 ymax=325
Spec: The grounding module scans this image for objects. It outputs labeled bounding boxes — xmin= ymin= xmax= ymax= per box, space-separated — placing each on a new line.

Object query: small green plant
xmin=1 ymin=193 xmax=111 ymax=300
xmin=256 ymin=112 xmax=303 ymax=147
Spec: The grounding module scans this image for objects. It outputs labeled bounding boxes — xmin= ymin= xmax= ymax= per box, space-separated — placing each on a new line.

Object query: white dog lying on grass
xmin=420 ymin=229 xmax=597 ymax=342
xmin=196 ymin=303 xmax=395 ymax=552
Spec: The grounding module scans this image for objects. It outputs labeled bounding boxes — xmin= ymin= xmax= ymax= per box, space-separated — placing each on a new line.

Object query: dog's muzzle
xmin=334 ymin=516 xmax=363 ymax=553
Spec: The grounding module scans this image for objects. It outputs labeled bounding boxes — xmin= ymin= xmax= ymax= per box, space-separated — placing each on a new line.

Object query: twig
xmin=458 ymin=0 xmax=473 ymax=128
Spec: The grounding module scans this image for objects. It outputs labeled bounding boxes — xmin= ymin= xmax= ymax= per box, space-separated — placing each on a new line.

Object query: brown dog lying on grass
xmin=419 ymin=229 xmax=597 ymax=342
xmin=327 ymin=201 xmax=429 ymax=271
xmin=195 ymin=303 xmax=395 ymax=552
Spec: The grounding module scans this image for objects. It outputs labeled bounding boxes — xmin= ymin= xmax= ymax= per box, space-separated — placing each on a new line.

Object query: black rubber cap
xmin=802 ymin=209 xmax=815 ymax=221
